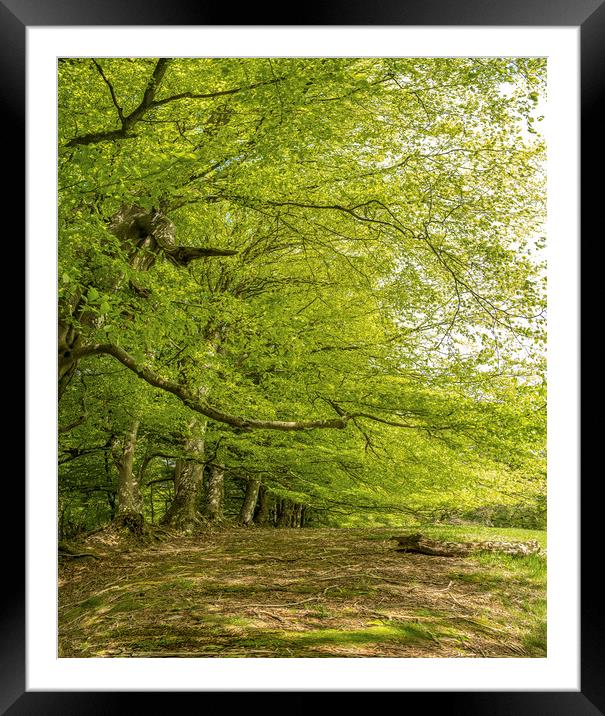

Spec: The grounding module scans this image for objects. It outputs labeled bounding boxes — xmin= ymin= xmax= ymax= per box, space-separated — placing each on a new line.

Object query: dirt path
xmin=58 ymin=527 xmax=544 ymax=658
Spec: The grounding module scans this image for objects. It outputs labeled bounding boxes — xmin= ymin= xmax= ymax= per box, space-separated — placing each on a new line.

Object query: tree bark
xmin=253 ymin=485 xmax=270 ymax=525
xmin=58 ymin=317 xmax=84 ymax=400
xmin=276 ymin=499 xmax=294 ymax=527
xmin=160 ymin=421 xmax=207 ymax=533
xmin=202 ymin=463 xmax=225 ymax=522
xmin=238 ymin=478 xmax=261 ymax=526
xmin=291 ymin=503 xmax=303 ymax=528
xmin=114 ymin=419 xmax=144 ymax=533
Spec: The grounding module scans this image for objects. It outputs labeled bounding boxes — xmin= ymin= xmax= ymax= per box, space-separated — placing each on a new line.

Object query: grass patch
xmin=285 ymin=622 xmax=437 ymax=647
xmin=108 ymin=595 xmax=148 ymax=614
xmin=449 ymin=552 xmax=546 ymax=598
xmin=62 ymin=595 xmax=106 ymax=622
xmin=420 ymin=525 xmax=547 ymax=549
xmin=413 ymin=607 xmax=444 ymax=618
xmin=519 ymin=598 xmax=547 ymax=656
xmin=447 ymin=570 xmax=510 ymax=589
xmin=523 ymin=618 xmax=547 ymax=656
xmin=77 ymin=595 xmax=105 ymax=609
xmin=472 ymin=552 xmax=546 ymax=581
xmin=308 ymin=604 xmax=332 ymax=619
xmin=158 ymin=578 xmax=197 ymax=591
xmin=129 ymin=635 xmax=192 ymax=650
xmin=202 ymin=582 xmax=267 ymax=595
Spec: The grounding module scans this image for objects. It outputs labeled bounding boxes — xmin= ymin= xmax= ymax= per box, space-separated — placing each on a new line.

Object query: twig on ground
xmin=447 ymin=593 xmax=474 ymax=614
xmin=315 ymin=573 xmax=357 ymax=582
xmin=244 ymin=597 xmax=321 ymax=608
xmin=366 ymin=572 xmax=408 ymax=586
xmin=252 ymin=609 xmax=288 ymax=622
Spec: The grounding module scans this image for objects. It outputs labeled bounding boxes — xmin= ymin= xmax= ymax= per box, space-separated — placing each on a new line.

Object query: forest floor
xmin=58 ymin=526 xmax=546 ymax=658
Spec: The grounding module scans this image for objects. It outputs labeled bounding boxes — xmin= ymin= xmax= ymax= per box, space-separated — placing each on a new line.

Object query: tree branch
xmin=66 ymin=58 xmax=171 ymax=147
xmin=71 ymin=343 xmax=350 ymax=432
xmin=149 ymin=75 xmax=285 ymax=108
xmin=65 ymin=66 xmax=284 ymax=148
xmin=163 ymin=246 xmax=239 ymax=266
xmin=352 ymin=412 xmax=441 ymax=430
xmin=92 ymin=59 xmax=124 ymax=124
xmin=58 ymin=413 xmax=88 ymax=434
xmin=69 ymin=343 xmax=457 ymax=435
xmin=59 ymin=445 xmax=109 ymax=464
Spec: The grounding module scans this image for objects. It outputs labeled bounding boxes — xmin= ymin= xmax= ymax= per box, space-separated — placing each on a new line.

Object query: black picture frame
xmin=9 ymin=1 xmax=598 ymax=712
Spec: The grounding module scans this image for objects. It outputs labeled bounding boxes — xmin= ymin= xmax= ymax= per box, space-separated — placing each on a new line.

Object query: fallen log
xmin=392 ymin=532 xmax=543 ymax=557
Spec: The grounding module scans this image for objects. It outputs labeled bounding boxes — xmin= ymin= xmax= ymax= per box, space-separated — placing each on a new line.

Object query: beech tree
xmin=58 ymin=57 xmax=546 ymax=532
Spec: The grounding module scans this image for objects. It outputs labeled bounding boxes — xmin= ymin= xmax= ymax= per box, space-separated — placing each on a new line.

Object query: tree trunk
xmin=238 ymin=478 xmax=261 ymax=526
xmin=202 ymin=463 xmax=225 ymax=522
xmin=291 ymin=503 xmax=303 ymax=528
xmin=114 ymin=419 xmax=144 ymax=534
xmin=160 ymin=421 xmax=206 ymax=533
xmin=253 ymin=485 xmax=270 ymax=525
xmin=58 ymin=319 xmax=84 ymax=400
xmin=276 ymin=499 xmax=293 ymax=527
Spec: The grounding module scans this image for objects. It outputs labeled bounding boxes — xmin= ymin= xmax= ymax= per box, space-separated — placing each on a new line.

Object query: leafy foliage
xmin=58 ymin=57 xmax=546 ymax=529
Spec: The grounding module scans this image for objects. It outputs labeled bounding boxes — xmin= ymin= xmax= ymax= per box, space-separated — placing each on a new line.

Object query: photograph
xmin=11 ymin=9 xmax=596 ymax=708
xmin=56 ymin=55 xmax=548 ymax=660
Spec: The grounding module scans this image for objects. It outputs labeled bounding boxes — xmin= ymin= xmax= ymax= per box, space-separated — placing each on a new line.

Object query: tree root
xmin=58 ymin=547 xmax=100 ymax=560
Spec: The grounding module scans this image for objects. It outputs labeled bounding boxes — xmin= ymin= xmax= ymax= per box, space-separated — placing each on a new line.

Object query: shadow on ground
xmin=58 ymin=527 xmax=546 ymax=658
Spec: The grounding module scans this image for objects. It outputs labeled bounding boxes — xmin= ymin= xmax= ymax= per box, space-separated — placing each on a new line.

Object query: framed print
xmin=9 ymin=0 xmax=599 ymax=712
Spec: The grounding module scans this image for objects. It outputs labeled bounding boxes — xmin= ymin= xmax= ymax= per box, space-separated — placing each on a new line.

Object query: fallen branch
xmin=251 ymin=609 xmax=289 ymax=623
xmin=243 ymin=597 xmax=321 ymax=608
